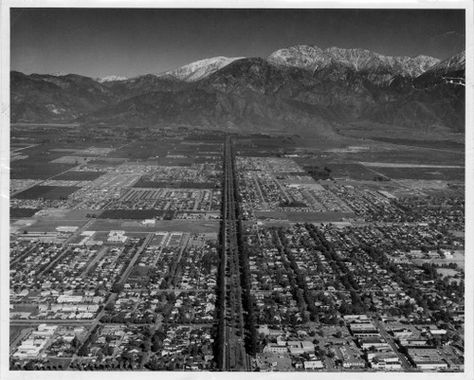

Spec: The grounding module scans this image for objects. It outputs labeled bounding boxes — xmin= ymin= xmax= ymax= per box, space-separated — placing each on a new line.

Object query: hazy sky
xmin=11 ymin=8 xmax=465 ymax=78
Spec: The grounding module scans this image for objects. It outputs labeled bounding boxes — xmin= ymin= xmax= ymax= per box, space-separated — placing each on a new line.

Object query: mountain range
xmin=10 ymin=45 xmax=465 ymax=138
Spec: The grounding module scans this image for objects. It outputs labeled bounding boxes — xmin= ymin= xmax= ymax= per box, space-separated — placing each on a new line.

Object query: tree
xmin=78 ymin=344 xmax=89 ymax=356
xmin=111 ymin=283 xmax=124 ymax=293
xmin=71 ymin=336 xmax=81 ymax=349
xmin=105 ymin=345 xmax=115 ymax=356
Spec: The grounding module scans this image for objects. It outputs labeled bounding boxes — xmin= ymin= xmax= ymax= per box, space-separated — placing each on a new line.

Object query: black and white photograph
xmin=1 ymin=1 xmax=472 ymax=377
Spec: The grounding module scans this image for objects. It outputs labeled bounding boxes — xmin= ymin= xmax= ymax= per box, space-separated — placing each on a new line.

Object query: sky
xmin=10 ymin=8 xmax=465 ymax=78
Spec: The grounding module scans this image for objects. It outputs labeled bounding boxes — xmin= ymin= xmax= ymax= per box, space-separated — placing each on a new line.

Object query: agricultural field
xmin=11 ymin=161 xmax=76 ymax=180
xmin=50 ymin=156 xmax=96 ymax=164
xmin=10 ymin=217 xmax=89 ymax=232
xmin=99 ymin=209 xmax=175 ymax=220
xmin=108 ymin=141 xmax=173 ymax=159
xmin=13 ymin=185 xmax=80 ymax=200
xmin=341 ymin=146 xmax=465 ymax=166
xmin=10 ymin=179 xmax=41 ymax=194
xmin=322 ymin=163 xmax=383 ymax=181
xmin=364 ymin=166 xmax=465 ymax=181
xmin=369 ymin=137 xmax=464 ymax=150
xmin=53 ymin=171 xmax=106 ymax=181
xmin=10 ymin=208 xmax=40 ymax=218
xmin=89 ymin=219 xmax=220 ymax=234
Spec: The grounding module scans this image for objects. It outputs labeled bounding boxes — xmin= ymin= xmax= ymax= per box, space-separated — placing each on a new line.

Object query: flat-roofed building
xmin=304 ymin=360 xmax=324 ymax=370
xmin=407 ymin=348 xmax=449 ymax=370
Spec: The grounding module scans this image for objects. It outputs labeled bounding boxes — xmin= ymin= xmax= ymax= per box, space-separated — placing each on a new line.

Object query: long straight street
xmin=217 ymin=137 xmax=248 ymax=371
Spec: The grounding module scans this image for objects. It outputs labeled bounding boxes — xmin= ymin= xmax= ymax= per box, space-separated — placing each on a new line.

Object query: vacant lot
xmin=345 ymin=148 xmax=465 ymax=166
xmin=11 ymin=161 xmax=75 ymax=180
xmin=370 ymin=137 xmax=464 ymax=150
xmin=13 ymin=218 xmax=88 ymax=232
xmin=413 ymin=251 xmax=464 ymax=270
xmin=133 ymin=178 xmax=216 ymax=189
xmin=99 ymin=209 xmax=175 ymax=220
xmin=254 ymin=210 xmax=356 ymax=222
xmin=33 ymin=208 xmax=92 ymax=220
xmin=173 ymin=143 xmax=222 ymax=155
xmin=10 ymin=326 xmax=27 ymax=344
xmin=370 ymin=167 xmax=464 ymax=181
xmin=14 ymin=185 xmax=80 ymax=200
xmin=87 ymin=157 xmax=126 ymax=166
xmin=151 ymin=157 xmax=195 ymax=166
xmin=11 ymin=143 xmax=36 ymax=152
xmin=53 ymin=171 xmax=105 ymax=181
xmin=10 ymin=208 xmax=40 ymax=218
xmin=360 ymin=162 xmax=463 ymax=168
xmin=50 ymin=156 xmax=94 ymax=164
xmin=285 ymin=211 xmax=355 ymax=222
xmin=90 ymin=219 xmax=219 ymax=233
xmin=325 ymin=163 xmax=378 ymax=180
xmin=109 ymin=141 xmax=171 ymax=159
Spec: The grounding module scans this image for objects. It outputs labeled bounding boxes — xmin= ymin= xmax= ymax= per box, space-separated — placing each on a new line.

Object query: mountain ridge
xmin=10 ymin=45 xmax=465 ymax=137
xmin=156 ymin=56 xmax=245 ymax=82
xmin=268 ymin=45 xmax=440 ymax=86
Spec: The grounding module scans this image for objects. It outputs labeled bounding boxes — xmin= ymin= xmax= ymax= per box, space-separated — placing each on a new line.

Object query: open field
xmin=10 ymin=326 xmax=25 ymax=343
xmin=31 ymin=208 xmax=94 ymax=220
xmin=336 ymin=121 xmax=463 ymax=146
xmin=108 ymin=141 xmax=171 ymax=159
xmin=11 ymin=218 xmax=88 ymax=232
xmin=148 ymin=157 xmax=196 ymax=166
xmin=413 ymin=251 xmax=464 ymax=269
xmin=11 ymin=162 xmax=76 ymax=179
xmin=89 ymin=218 xmax=220 ymax=233
xmin=13 ymin=185 xmax=80 ymax=200
xmin=369 ymin=137 xmax=464 ymax=150
xmin=360 ymin=162 xmax=464 ymax=168
xmin=325 ymin=163 xmax=380 ymax=180
xmin=254 ymin=210 xmax=355 ymax=222
xmin=99 ymin=209 xmax=175 ymax=220
xmin=50 ymin=156 xmax=95 ymax=164
xmin=340 ymin=147 xmax=465 ymax=166
xmin=436 ymin=268 xmax=459 ymax=278
xmin=87 ymin=158 xmax=127 ymax=165
xmin=133 ymin=179 xmax=216 ymax=189
xmin=53 ymin=171 xmax=106 ymax=181
xmin=11 ymin=143 xmax=37 ymax=152
xmin=286 ymin=211 xmax=355 ymax=222
xmin=368 ymin=167 xmax=464 ymax=180
xmin=10 ymin=208 xmax=40 ymax=218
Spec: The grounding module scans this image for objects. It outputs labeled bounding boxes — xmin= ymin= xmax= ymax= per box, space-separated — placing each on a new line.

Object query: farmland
xmin=99 ymin=209 xmax=175 ymax=220
xmin=53 ymin=171 xmax=106 ymax=181
xmin=14 ymin=186 xmax=80 ymax=200
xmin=362 ymin=166 xmax=465 ymax=181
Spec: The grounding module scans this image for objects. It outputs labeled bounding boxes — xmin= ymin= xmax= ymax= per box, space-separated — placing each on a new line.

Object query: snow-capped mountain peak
xmin=268 ymin=45 xmax=440 ymax=78
xmin=425 ymin=50 xmax=465 ymax=73
xmin=97 ymin=75 xmax=128 ymax=83
xmin=158 ymin=56 xmax=244 ymax=82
